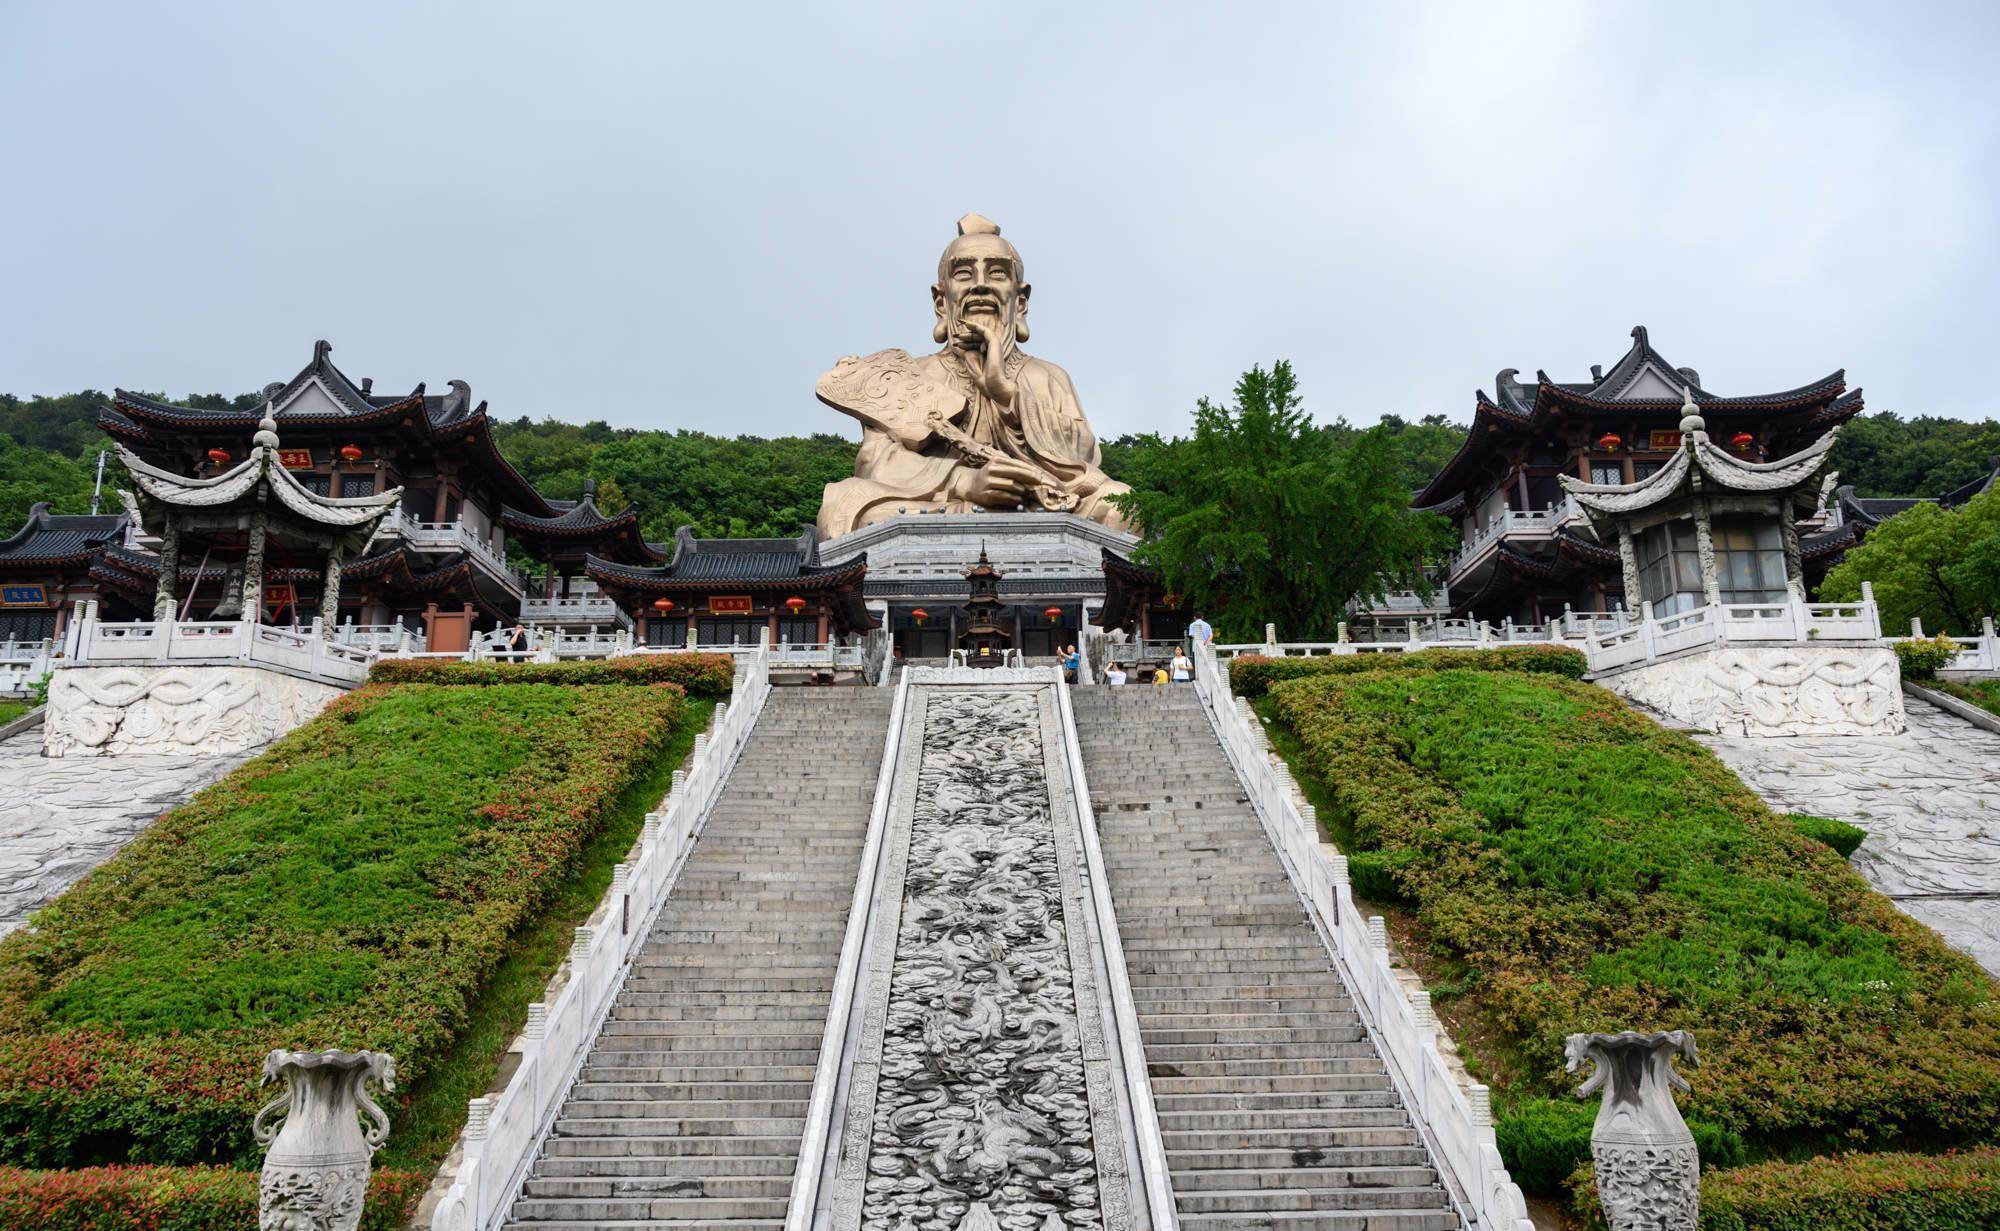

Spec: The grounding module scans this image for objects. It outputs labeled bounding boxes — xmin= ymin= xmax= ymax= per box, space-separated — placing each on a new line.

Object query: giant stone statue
xmin=815 ymin=214 xmax=1132 ymax=537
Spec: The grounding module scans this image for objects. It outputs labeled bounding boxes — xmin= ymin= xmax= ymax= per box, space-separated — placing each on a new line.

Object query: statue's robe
xmin=815 ymin=346 xmax=1131 ymax=538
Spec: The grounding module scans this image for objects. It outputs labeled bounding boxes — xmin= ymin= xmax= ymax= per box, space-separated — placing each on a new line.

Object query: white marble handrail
xmin=1939 ymin=618 xmax=2000 ymax=672
xmin=519 ymin=593 xmax=633 ymax=629
xmin=1054 ymin=671 xmax=1179 ymax=1230
xmin=785 ymin=665 xmax=911 ymax=1231
xmin=1189 ymin=642 xmax=1534 ymax=1231
xmin=427 ymin=640 xmax=772 ymax=1231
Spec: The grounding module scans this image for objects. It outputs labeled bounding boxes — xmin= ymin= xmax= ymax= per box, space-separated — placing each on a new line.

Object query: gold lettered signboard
xmin=709 ymin=595 xmax=753 ymax=615
xmin=0 ymin=584 xmax=49 ymax=607
xmin=277 ymin=449 xmax=315 ymax=469
xmin=1648 ymin=430 xmax=1683 ymax=451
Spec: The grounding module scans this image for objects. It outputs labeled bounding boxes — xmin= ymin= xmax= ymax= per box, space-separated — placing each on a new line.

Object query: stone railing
xmin=1446 ymin=504 xmax=1569 ymax=579
xmin=1189 ymin=642 xmax=1535 ymax=1231
xmin=62 ymin=602 xmax=375 ymax=686
xmin=1584 ymin=590 xmax=1881 ymax=674
xmin=383 ymin=510 xmax=523 ymax=595
xmin=768 ymin=641 xmax=868 ymax=671
xmin=0 ymin=637 xmax=53 ymax=695
xmin=518 ymin=593 xmax=633 ymax=630
xmin=331 ymin=623 xmax=419 ymax=653
xmin=1217 ymin=588 xmax=1884 ymax=678
xmin=1913 ymin=617 xmax=2000 ymax=675
xmin=785 ymin=665 xmax=911 ymax=1231
xmin=427 ymin=640 xmax=772 ymax=1231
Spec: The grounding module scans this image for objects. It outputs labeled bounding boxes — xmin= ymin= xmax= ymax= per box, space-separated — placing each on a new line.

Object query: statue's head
xmin=933 ymin=213 xmax=1031 ymax=347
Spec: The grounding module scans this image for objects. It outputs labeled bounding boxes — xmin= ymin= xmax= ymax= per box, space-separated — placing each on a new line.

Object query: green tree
xmin=1829 ymin=411 xmax=2000 ymax=497
xmin=0 ymin=436 xmax=100 ymax=530
xmin=1108 ymin=361 xmax=1453 ymax=642
xmin=1820 ymin=487 xmax=2000 ymax=635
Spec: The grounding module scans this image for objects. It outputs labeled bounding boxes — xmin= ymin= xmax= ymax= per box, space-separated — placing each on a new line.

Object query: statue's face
xmin=934 ymin=234 xmax=1028 ymax=347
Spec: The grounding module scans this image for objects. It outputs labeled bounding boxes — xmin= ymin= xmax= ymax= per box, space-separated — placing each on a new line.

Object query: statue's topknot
xmin=957 ymin=212 xmax=1001 ymax=237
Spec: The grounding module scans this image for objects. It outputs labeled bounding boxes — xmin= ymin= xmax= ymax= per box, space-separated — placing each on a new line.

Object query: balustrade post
xmin=1911 ymin=617 xmax=1924 ymax=638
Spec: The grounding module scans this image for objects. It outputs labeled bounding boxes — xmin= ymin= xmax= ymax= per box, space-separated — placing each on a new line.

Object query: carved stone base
xmin=1595 ymin=644 xmax=1906 ymax=737
xmin=1591 ymin=1140 xmax=1698 ymax=1231
xmin=44 ymin=665 xmax=345 ymax=758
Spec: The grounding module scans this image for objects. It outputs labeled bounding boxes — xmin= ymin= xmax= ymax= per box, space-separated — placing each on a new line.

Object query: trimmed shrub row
xmin=1496 ymin=1097 xmax=1743 ymax=1195
xmin=0 ymin=681 xmax=691 ymax=1167
xmin=368 ymin=652 xmax=736 ymax=698
xmin=1570 ymin=1148 xmax=2000 ymax=1231
xmin=1792 ymin=813 xmax=1868 ymax=859
xmin=1262 ymin=667 xmax=2000 ymax=1175
xmin=1228 ymin=644 xmax=1586 ymax=697
xmin=0 ymin=1164 xmax=422 ymax=1231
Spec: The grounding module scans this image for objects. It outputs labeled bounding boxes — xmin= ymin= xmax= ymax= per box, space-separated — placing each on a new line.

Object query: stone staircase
xmin=1073 ymin=686 xmax=1462 ymax=1231
xmin=504 ymin=687 xmax=895 ymax=1231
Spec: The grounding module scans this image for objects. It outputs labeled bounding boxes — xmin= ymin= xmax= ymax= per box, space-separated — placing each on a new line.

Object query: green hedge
xmin=1792 ymin=813 xmax=1868 ymax=859
xmin=0 ymin=1165 xmax=421 ymax=1230
xmin=368 ymin=652 xmax=736 ymax=698
xmin=0 ymin=681 xmax=690 ymax=1167
xmin=1264 ymin=668 xmax=2000 ymax=1184
xmin=1570 ymin=1149 xmax=2000 ymax=1231
xmin=1228 ymin=644 xmax=1586 ymax=697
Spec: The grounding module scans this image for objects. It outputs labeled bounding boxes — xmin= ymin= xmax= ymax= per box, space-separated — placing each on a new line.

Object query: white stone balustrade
xmin=427 ymin=640 xmax=773 ymax=1231
xmin=518 ymin=593 xmax=632 ymax=630
xmin=1445 ymin=502 xmax=1572 ymax=580
xmin=1188 ymin=642 xmax=1536 ymax=1231
xmin=382 ymin=509 xmax=522 ymax=595
xmin=1937 ymin=618 xmax=2000 ymax=674
xmin=62 ymin=602 xmax=375 ymax=686
xmin=0 ymin=638 xmax=53 ymax=695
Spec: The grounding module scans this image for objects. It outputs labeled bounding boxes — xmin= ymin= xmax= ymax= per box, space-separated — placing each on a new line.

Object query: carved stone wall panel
xmin=834 ymin=683 xmax=1126 ymax=1231
xmin=1598 ymin=645 xmax=1906 ymax=737
xmin=44 ymin=665 xmax=345 ymax=758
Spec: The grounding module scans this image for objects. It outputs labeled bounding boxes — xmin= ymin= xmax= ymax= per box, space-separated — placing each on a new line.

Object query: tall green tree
xmin=1819 ymin=487 xmax=2000 ymax=635
xmin=1109 ymin=362 xmax=1453 ymax=642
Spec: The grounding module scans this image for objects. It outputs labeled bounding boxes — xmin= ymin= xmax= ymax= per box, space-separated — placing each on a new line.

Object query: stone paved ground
xmin=0 ymin=729 xmax=245 ymax=936
xmin=1698 ymin=696 xmax=2000 ymax=978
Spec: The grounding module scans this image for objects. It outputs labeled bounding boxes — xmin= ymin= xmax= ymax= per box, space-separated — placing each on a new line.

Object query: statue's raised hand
xmin=949 ymin=457 xmax=1044 ymax=509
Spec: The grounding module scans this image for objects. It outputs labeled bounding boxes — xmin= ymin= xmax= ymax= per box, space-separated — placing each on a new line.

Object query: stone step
xmin=533 ymin=1156 xmax=799 ymax=1178
xmin=1177 ymin=1186 xmax=1450 ymax=1214
xmin=581 ymin=1063 xmax=820 ymax=1084
xmin=542 ymin=1135 xmax=807 ymax=1158
xmin=522 ymin=1175 xmax=795 ymax=1200
xmin=553 ymin=1115 xmax=806 ymax=1138
xmin=572 ymin=1081 xmax=813 ymax=1102
xmin=1172 ymin=1165 xmax=1442 ymax=1192
xmin=1157 ymin=1112 xmax=1419 ymax=1136
xmin=1176 ymin=1212 xmax=1460 ymax=1231
xmin=1166 ymin=1145 xmax=1438 ymax=1171
xmin=562 ymin=1099 xmax=809 ymax=1119
xmin=509 ymin=1196 xmax=789 ymax=1222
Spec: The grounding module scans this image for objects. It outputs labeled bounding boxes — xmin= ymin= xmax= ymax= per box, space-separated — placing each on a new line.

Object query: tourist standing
xmin=1171 ymin=648 xmax=1193 ymax=684
xmin=1106 ymin=662 xmax=1126 ymax=686
xmin=1187 ymin=613 xmax=1214 ymax=647
xmin=1062 ymin=644 xmax=1080 ymax=683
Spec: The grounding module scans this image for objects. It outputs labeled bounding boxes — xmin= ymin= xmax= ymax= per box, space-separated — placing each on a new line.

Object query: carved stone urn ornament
xmin=253 ymin=1048 xmax=395 ymax=1231
xmin=1566 ymin=1031 xmax=1699 ymax=1231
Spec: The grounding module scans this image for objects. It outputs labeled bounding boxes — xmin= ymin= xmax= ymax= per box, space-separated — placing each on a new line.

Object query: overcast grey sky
xmin=3 ymin=2 xmax=1996 ymax=439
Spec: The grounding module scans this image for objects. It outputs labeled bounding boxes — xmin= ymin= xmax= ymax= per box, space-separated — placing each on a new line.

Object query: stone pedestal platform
xmin=44 ymin=664 xmax=345 ymax=758
xmin=1593 ymin=642 xmax=1906 ymax=737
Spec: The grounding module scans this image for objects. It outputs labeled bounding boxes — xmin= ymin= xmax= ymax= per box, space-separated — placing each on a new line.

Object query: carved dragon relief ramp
xmin=823 ymin=678 xmax=1150 ymax=1231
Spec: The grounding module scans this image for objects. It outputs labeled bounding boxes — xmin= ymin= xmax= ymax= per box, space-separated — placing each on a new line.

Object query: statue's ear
xmin=1015 ymin=282 xmax=1031 ymax=342
xmin=932 ymin=284 xmax=949 ymax=344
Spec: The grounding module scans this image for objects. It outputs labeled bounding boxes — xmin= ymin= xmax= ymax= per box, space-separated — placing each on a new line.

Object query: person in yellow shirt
xmin=1152 ymin=664 xmax=1169 ymax=687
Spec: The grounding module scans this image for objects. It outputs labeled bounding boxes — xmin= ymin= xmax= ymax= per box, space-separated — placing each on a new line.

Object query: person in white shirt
xmin=1105 ymin=662 xmax=1127 ymax=686
xmin=1186 ymin=614 xmax=1214 ymax=646
xmin=1171 ymin=649 xmax=1193 ymax=683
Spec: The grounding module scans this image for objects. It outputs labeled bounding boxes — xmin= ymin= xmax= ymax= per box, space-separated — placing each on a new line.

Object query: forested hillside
xmin=1 ymin=388 xmax=1993 ymax=538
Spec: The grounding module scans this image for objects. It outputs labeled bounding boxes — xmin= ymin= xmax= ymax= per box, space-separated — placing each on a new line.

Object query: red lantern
xmin=339 ymin=444 xmax=364 ymax=462
xmin=1731 ymin=432 xmax=1755 ymax=449
xmin=1044 ymin=606 xmax=1063 ymax=621
xmin=911 ymin=607 xmax=929 ymax=626
xmin=1597 ymin=433 xmax=1622 ymax=452
xmin=785 ymin=595 xmax=807 ymax=613
xmin=652 ymin=597 xmax=675 ymax=613
xmin=206 ymin=448 xmax=231 ymax=466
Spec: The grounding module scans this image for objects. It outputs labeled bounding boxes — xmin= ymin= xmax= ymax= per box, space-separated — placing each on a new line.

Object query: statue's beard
xmin=947 ymin=299 xmax=1018 ymax=357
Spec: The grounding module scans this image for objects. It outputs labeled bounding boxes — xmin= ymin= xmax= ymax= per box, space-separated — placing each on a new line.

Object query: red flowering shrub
xmin=368 ymin=652 xmax=736 ymax=697
xmin=0 ymin=682 xmax=688 ymax=1168
xmin=0 ymin=1164 xmax=421 ymax=1230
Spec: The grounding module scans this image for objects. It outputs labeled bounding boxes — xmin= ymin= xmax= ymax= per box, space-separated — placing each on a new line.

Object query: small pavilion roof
xmin=584 ymin=526 xmax=864 ymax=592
xmin=1560 ymin=389 xmax=1838 ymax=535
xmin=103 ymin=340 xmax=555 ymax=516
xmin=1416 ymin=326 xmax=1862 ymax=507
xmin=116 ymin=410 xmax=402 ymax=554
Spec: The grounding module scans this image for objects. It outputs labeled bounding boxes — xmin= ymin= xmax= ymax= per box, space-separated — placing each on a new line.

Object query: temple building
xmin=1413 ymin=326 xmax=1865 ymax=624
xmin=585 ymin=526 xmax=874 ymax=648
